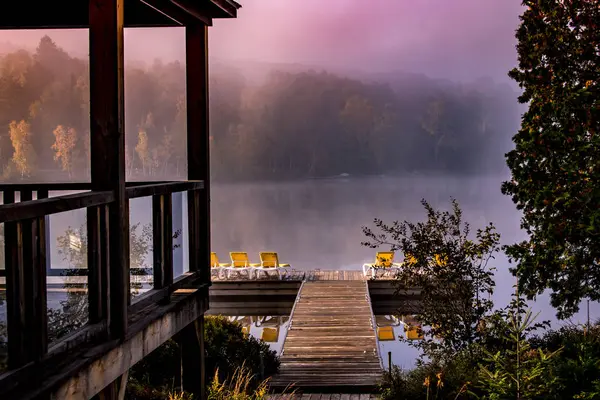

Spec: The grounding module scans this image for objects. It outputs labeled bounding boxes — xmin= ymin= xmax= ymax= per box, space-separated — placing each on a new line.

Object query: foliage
xmin=0 ymin=37 xmax=519 ymax=182
xmin=501 ymin=0 xmax=600 ymax=318
xmin=529 ymin=321 xmax=600 ymax=399
xmin=379 ymin=356 xmax=476 ymax=400
xmin=8 ymin=119 xmax=36 ymax=178
xmin=207 ymin=365 xmax=272 ymax=400
xmin=363 ymin=199 xmax=500 ymax=361
xmin=127 ymin=378 xmax=194 ymax=400
xmin=475 ymin=309 xmax=561 ymax=400
xmin=128 ymin=316 xmax=280 ymax=395
xmin=136 ymin=128 xmax=151 ymax=176
xmin=51 ymin=124 xmax=77 ymax=178
xmin=205 ymin=315 xmax=280 ymax=386
xmin=49 ymin=221 xmax=153 ymax=342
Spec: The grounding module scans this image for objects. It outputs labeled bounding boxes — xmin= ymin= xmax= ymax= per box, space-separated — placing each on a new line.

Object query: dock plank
xmin=271 ymin=280 xmax=382 ymax=393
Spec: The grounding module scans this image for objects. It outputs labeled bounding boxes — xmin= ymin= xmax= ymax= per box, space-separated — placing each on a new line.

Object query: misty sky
xmin=0 ymin=0 xmax=524 ymax=83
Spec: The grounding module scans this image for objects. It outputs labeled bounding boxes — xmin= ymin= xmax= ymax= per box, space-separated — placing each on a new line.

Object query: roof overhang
xmin=0 ymin=0 xmax=241 ymax=29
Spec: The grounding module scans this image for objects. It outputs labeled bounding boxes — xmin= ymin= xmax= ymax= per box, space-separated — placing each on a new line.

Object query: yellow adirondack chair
xmin=226 ymin=252 xmax=260 ymax=279
xmin=254 ymin=252 xmax=291 ymax=280
xmin=362 ymin=251 xmax=402 ymax=278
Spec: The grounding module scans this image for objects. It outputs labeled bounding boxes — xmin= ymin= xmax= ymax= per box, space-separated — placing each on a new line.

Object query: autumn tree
xmin=501 ymin=0 xmax=600 ymax=318
xmin=51 ymin=125 xmax=77 ymax=178
xmin=135 ymin=129 xmax=150 ymax=176
xmin=9 ymin=119 xmax=36 ymax=178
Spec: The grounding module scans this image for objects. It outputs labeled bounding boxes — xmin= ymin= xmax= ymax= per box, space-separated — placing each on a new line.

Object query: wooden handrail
xmin=0 ymin=181 xmax=204 ymax=223
xmin=126 ymin=180 xmax=204 ymax=199
xmin=0 ymin=191 xmax=115 ymax=224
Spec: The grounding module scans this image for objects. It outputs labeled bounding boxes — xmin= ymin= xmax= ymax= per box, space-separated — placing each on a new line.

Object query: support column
xmin=93 ymin=370 xmax=129 ymax=400
xmin=172 ymin=192 xmax=183 ymax=277
xmin=178 ymin=317 xmax=206 ymax=399
xmin=89 ymin=0 xmax=129 ymax=338
xmin=185 ymin=23 xmax=210 ymax=284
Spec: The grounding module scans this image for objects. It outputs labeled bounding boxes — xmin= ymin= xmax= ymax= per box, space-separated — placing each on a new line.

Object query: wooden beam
xmin=92 ymin=370 xmax=128 ymax=400
xmin=177 ymin=317 xmax=206 ymax=399
xmin=88 ymin=205 xmax=110 ymax=324
xmin=89 ymin=0 xmax=129 ymax=338
xmin=126 ymin=180 xmax=204 ymax=199
xmin=0 ymin=286 xmax=208 ymax=399
xmin=152 ymin=193 xmax=174 ymax=303
xmin=0 ymin=191 xmax=114 ymax=224
xmin=0 ymin=1 xmax=185 ymax=29
xmin=186 ymin=23 xmax=210 ymax=284
xmin=3 ymin=189 xmax=48 ymax=370
xmin=51 ymin=291 xmax=208 ymax=400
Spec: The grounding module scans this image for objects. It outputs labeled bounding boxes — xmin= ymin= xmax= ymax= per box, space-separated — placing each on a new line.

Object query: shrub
xmin=207 ymin=365 xmax=271 ymax=400
xmin=128 ymin=316 xmax=280 ymax=398
xmin=205 ymin=316 xmax=280 ymax=386
xmin=530 ymin=322 xmax=600 ymax=399
xmin=379 ymin=352 xmax=479 ymax=399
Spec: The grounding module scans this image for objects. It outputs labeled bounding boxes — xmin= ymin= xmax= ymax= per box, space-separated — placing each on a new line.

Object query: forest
xmin=0 ymin=35 xmax=520 ymax=182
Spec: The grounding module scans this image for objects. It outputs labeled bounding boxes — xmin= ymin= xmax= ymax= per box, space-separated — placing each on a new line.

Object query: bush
xmin=205 ymin=316 xmax=280 ymax=386
xmin=128 ymin=316 xmax=280 ymax=398
xmin=379 ymin=352 xmax=478 ymax=399
xmin=530 ymin=322 xmax=600 ymax=399
xmin=207 ymin=365 xmax=271 ymax=400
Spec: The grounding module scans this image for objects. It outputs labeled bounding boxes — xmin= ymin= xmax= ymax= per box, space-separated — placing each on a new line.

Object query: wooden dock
xmin=271 ymin=280 xmax=382 ymax=393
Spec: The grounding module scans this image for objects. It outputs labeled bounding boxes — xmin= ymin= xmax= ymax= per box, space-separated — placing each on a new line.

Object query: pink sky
xmin=0 ymin=0 xmax=524 ymax=82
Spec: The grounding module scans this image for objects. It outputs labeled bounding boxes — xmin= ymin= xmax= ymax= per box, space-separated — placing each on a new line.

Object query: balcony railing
xmin=0 ymin=180 xmax=207 ymax=377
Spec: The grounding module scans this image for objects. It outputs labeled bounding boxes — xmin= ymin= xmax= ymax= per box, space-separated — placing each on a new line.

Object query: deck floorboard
xmin=271 ymin=280 xmax=382 ymax=393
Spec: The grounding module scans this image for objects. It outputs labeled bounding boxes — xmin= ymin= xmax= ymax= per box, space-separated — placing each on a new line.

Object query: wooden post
xmin=89 ymin=0 xmax=129 ymax=338
xmin=178 ymin=317 xmax=205 ymax=399
xmin=4 ymin=190 xmax=48 ymax=368
xmin=88 ymin=205 xmax=110 ymax=325
xmin=152 ymin=193 xmax=173 ymax=302
xmin=185 ymin=22 xmax=210 ymax=284
xmin=172 ymin=192 xmax=183 ymax=277
xmin=92 ymin=370 xmax=129 ymax=400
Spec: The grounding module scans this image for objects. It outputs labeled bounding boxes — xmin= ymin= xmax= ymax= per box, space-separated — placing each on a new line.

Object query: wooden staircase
xmin=270 ymin=281 xmax=382 ymax=393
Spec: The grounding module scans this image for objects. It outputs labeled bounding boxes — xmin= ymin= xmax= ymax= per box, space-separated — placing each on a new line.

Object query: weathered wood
xmin=152 ymin=193 xmax=174 ymax=303
xmin=127 ymin=180 xmax=204 ymax=199
xmin=0 ymin=0 xmax=242 ymax=30
xmin=272 ymin=281 xmax=382 ymax=392
xmin=0 ymin=191 xmax=114 ymax=224
xmin=186 ymin=22 xmax=210 ymax=285
xmin=92 ymin=369 xmax=128 ymax=400
xmin=0 ymin=183 xmax=92 ymax=191
xmin=0 ymin=285 xmax=208 ymax=399
xmin=177 ymin=317 xmax=206 ymax=399
xmin=89 ymin=0 xmax=129 ymax=338
xmin=88 ymin=205 xmax=109 ymax=325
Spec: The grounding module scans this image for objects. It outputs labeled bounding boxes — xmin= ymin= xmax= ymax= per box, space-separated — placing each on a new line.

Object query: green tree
xmin=476 ymin=310 xmax=561 ymax=400
xmin=50 ymin=221 xmax=154 ymax=341
xmin=362 ymin=199 xmax=500 ymax=361
xmin=501 ymin=0 xmax=600 ymax=319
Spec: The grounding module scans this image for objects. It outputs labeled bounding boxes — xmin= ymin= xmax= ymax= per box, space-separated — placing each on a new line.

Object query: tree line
xmin=0 ymin=35 xmax=520 ymax=182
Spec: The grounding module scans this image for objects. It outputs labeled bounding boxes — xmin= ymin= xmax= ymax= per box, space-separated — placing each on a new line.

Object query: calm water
xmin=2 ymin=174 xmax=598 ymax=369
xmin=210 ymin=174 xmax=600 ymax=368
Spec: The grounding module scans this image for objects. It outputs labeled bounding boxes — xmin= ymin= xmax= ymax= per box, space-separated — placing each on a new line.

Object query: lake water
xmin=1 ymin=174 xmax=598 ymax=369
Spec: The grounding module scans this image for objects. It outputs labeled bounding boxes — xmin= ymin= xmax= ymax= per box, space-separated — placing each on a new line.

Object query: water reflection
xmin=376 ymin=314 xmax=423 ymax=370
xmin=225 ymin=315 xmax=290 ymax=355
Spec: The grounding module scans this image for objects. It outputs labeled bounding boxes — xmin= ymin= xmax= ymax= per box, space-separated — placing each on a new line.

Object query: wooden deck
xmin=212 ymin=269 xmax=395 ymax=282
xmin=271 ymin=280 xmax=382 ymax=393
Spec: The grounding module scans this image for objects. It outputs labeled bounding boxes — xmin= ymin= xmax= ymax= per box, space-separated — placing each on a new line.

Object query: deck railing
xmin=0 ymin=180 xmax=207 ymax=377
